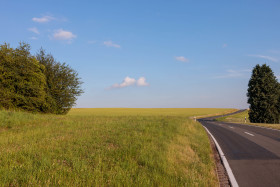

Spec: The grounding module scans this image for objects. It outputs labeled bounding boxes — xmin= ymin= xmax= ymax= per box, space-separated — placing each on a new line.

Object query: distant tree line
xmin=247 ymin=64 xmax=280 ymax=123
xmin=0 ymin=42 xmax=83 ymax=114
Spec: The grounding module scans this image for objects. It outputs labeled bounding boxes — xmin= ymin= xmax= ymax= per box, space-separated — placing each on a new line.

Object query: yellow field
xmin=0 ymin=108 xmax=235 ymax=186
xmin=69 ymin=108 xmax=237 ymax=117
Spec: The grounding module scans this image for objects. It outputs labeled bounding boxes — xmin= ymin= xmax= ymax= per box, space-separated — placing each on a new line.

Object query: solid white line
xmin=203 ymin=126 xmax=239 ymax=187
xmin=244 ymin=132 xmax=254 ymax=136
xmin=229 ymin=126 xmax=234 ymax=129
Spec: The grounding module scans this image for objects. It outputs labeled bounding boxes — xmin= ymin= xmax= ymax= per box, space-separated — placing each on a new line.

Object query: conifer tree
xmin=247 ymin=64 xmax=280 ymax=123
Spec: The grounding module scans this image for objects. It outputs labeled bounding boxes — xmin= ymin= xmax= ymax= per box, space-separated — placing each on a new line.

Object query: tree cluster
xmin=0 ymin=42 xmax=83 ymax=114
xmin=247 ymin=64 xmax=280 ymax=123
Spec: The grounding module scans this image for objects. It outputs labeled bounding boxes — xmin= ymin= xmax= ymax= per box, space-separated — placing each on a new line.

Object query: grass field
xmin=216 ymin=109 xmax=280 ymax=130
xmin=0 ymin=108 xmax=235 ymax=186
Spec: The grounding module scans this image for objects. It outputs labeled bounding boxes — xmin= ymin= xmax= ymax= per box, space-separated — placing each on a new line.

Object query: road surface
xmin=199 ymin=111 xmax=280 ymax=187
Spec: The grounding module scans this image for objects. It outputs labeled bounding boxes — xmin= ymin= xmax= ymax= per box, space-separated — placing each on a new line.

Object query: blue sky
xmin=1 ymin=0 xmax=280 ymax=108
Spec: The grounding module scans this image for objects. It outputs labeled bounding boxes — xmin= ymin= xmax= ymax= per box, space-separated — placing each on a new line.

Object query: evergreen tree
xmin=247 ymin=64 xmax=280 ymax=123
xmin=278 ymin=82 xmax=280 ymax=122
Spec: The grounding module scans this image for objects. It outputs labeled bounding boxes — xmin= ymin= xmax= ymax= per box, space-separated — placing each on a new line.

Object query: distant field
xmin=216 ymin=109 xmax=280 ymax=130
xmin=0 ymin=108 xmax=235 ymax=186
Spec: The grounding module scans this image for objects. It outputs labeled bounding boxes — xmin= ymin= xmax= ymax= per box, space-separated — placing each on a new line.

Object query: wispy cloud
xmin=103 ymin=41 xmax=121 ymax=48
xmin=29 ymin=36 xmax=38 ymax=40
xmin=28 ymin=27 xmax=39 ymax=34
xmin=248 ymin=54 xmax=278 ymax=62
xmin=175 ymin=56 xmax=189 ymax=62
xmin=32 ymin=16 xmax=55 ymax=23
xmin=137 ymin=77 xmax=149 ymax=86
xmin=52 ymin=29 xmax=76 ymax=41
xmin=108 ymin=76 xmax=149 ymax=89
xmin=215 ymin=69 xmax=251 ymax=79
xmin=87 ymin=40 xmax=96 ymax=44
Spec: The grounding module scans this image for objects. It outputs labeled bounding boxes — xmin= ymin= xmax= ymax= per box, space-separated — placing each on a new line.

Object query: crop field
xmin=216 ymin=109 xmax=280 ymax=130
xmin=0 ymin=108 xmax=235 ymax=186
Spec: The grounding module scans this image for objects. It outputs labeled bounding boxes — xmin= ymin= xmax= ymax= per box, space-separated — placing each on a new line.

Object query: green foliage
xmin=36 ymin=49 xmax=83 ymax=114
xmin=0 ymin=42 xmax=83 ymax=114
xmin=247 ymin=64 xmax=280 ymax=123
xmin=0 ymin=43 xmax=47 ymax=112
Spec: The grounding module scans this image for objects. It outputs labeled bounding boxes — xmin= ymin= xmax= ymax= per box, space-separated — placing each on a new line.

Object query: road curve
xmin=199 ymin=111 xmax=280 ymax=187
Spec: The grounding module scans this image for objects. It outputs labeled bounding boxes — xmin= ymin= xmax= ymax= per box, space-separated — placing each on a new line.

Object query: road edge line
xmin=203 ymin=126 xmax=239 ymax=187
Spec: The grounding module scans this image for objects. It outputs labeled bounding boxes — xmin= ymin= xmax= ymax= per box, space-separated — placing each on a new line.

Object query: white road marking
xmin=229 ymin=126 xmax=234 ymax=129
xmin=203 ymin=126 xmax=239 ymax=187
xmin=244 ymin=132 xmax=254 ymax=136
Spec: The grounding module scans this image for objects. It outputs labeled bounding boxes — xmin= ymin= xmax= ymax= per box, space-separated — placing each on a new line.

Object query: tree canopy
xmin=36 ymin=49 xmax=83 ymax=114
xmin=0 ymin=42 xmax=83 ymax=114
xmin=247 ymin=64 xmax=280 ymax=123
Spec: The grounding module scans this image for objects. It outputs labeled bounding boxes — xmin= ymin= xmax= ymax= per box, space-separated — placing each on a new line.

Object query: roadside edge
xmin=203 ymin=126 xmax=239 ymax=187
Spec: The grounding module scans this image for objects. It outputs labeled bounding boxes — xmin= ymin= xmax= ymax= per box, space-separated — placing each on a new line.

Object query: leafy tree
xmin=247 ymin=64 xmax=280 ymax=123
xmin=0 ymin=42 xmax=83 ymax=114
xmin=36 ymin=49 xmax=83 ymax=114
xmin=0 ymin=43 xmax=48 ymax=112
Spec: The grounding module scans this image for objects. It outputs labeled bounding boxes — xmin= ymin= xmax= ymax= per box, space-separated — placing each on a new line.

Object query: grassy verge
xmin=0 ymin=108 xmax=233 ymax=186
xmin=193 ymin=109 xmax=238 ymax=119
xmin=216 ymin=109 xmax=280 ymax=130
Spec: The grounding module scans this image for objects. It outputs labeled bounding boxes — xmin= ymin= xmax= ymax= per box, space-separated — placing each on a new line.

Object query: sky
xmin=1 ymin=0 xmax=280 ymax=109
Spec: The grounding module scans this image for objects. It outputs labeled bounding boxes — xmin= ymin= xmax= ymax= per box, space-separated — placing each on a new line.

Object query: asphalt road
xmin=199 ymin=111 xmax=280 ymax=187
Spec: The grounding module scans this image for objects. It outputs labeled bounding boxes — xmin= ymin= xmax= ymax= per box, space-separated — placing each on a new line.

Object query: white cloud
xmin=29 ymin=36 xmax=38 ymax=40
xmin=103 ymin=41 xmax=121 ymax=48
xmin=110 ymin=77 xmax=136 ymax=89
xmin=28 ymin=27 xmax=39 ymax=34
xmin=137 ymin=77 xmax=149 ymax=86
xmin=175 ymin=56 xmax=189 ymax=62
xmin=248 ymin=54 xmax=278 ymax=62
xmin=52 ymin=29 xmax=76 ymax=41
xmin=108 ymin=76 xmax=149 ymax=89
xmin=276 ymin=75 xmax=280 ymax=79
xmin=32 ymin=16 xmax=55 ymax=23
xmin=222 ymin=43 xmax=228 ymax=48
xmin=215 ymin=69 xmax=251 ymax=79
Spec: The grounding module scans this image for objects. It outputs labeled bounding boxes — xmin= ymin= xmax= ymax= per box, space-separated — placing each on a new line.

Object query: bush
xmin=36 ymin=49 xmax=83 ymax=114
xmin=0 ymin=42 xmax=83 ymax=114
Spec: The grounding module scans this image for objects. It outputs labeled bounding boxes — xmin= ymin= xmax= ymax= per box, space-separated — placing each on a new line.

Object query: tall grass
xmin=0 ymin=108 xmax=233 ymax=186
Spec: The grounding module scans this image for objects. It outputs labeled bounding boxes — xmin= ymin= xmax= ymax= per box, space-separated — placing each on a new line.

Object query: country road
xmin=199 ymin=111 xmax=280 ymax=187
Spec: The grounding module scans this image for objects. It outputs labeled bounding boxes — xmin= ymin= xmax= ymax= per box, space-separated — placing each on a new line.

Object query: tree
xmin=247 ymin=64 xmax=280 ymax=123
xmin=36 ymin=49 xmax=83 ymax=114
xmin=278 ymin=82 xmax=280 ymax=121
xmin=0 ymin=43 xmax=48 ymax=112
xmin=0 ymin=42 xmax=83 ymax=114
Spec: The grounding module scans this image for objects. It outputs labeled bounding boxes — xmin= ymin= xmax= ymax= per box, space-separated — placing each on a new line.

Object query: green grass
xmin=216 ymin=110 xmax=249 ymax=123
xmin=0 ymin=108 xmax=234 ymax=186
xmin=216 ymin=109 xmax=280 ymax=130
